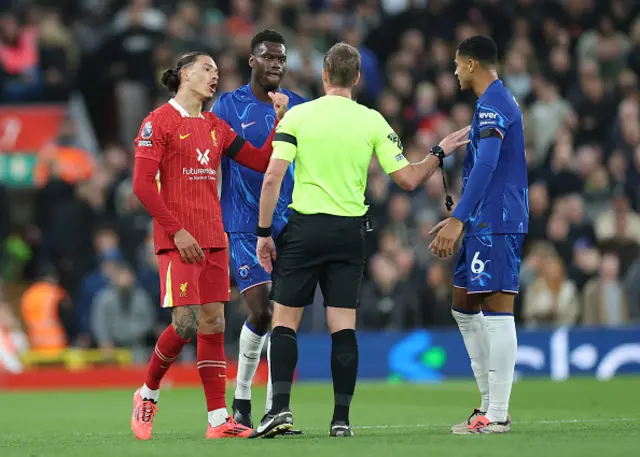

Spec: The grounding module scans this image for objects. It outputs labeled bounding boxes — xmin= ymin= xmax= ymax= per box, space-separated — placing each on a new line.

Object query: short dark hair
xmin=457 ymin=35 xmax=498 ymax=66
xmin=323 ymin=42 xmax=361 ymax=88
xmin=161 ymin=51 xmax=210 ymax=93
xmin=251 ymin=29 xmax=286 ymax=54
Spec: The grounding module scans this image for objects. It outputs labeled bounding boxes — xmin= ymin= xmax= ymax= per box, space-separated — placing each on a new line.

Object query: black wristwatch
xmin=429 ymin=145 xmax=445 ymax=166
xmin=256 ymin=225 xmax=272 ymax=237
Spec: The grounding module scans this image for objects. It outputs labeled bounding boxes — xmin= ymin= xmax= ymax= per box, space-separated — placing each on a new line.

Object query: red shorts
xmin=157 ymin=248 xmax=231 ymax=307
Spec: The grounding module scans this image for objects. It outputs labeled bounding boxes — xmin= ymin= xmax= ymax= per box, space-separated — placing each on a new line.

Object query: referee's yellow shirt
xmin=272 ymin=95 xmax=409 ymax=217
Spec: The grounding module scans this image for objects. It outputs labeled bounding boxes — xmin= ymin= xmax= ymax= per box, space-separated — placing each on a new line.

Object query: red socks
xmin=144 ymin=325 xmax=190 ymax=390
xmin=197 ymin=332 xmax=227 ymax=412
xmin=143 ymin=326 xmax=226 ymax=414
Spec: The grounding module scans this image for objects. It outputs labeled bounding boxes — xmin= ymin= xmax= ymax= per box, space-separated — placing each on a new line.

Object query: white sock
xmin=452 ymin=309 xmax=490 ymax=412
xmin=208 ymin=408 xmax=228 ymax=427
xmin=234 ymin=322 xmax=267 ymax=401
xmin=265 ymin=335 xmax=273 ymax=413
xmin=485 ymin=314 xmax=517 ymax=423
xmin=140 ymin=383 xmax=159 ymax=402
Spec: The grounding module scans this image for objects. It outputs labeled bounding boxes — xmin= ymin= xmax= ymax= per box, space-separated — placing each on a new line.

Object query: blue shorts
xmin=453 ymin=234 xmax=525 ymax=294
xmin=228 ymin=232 xmax=272 ymax=294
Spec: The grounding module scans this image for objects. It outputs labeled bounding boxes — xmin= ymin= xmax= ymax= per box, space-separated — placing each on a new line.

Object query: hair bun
xmin=161 ymin=68 xmax=180 ymax=93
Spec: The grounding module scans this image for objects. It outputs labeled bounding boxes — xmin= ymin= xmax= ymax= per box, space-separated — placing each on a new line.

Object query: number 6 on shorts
xmin=453 ymin=234 xmax=525 ymax=294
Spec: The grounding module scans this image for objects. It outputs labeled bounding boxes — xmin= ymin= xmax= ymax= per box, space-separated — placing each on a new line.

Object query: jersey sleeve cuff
xmin=166 ymin=223 xmax=183 ymax=237
xmin=272 ymin=142 xmax=296 ymax=162
xmin=451 ymin=207 xmax=468 ymax=223
xmin=383 ymin=158 xmax=409 ymax=175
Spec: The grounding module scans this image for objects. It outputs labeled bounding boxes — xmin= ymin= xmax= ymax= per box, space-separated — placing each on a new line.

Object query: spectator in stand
xmin=0 ymin=12 xmax=41 ymax=101
xmin=519 ymin=241 xmax=559 ymax=292
xmin=576 ymin=16 xmax=631 ymax=86
xmin=528 ymin=75 xmax=573 ymax=166
xmin=568 ymin=239 xmax=601 ymax=291
xmin=37 ymin=9 xmax=76 ymax=101
xmin=502 ymin=49 xmax=532 ymax=104
xmin=75 ymin=245 xmax=123 ymax=348
xmin=386 ymin=193 xmax=416 ymax=248
xmin=583 ymin=252 xmax=631 ymax=327
xmin=342 ymin=23 xmax=382 ymax=106
xmin=523 ymin=256 xmax=580 ymax=328
xmin=527 ymin=182 xmax=551 ymax=242
xmin=111 ymin=179 xmax=152 ymax=270
xmin=91 ymin=262 xmax=154 ymax=363
xmin=20 ymin=267 xmax=74 ymax=352
xmin=359 ymin=254 xmax=421 ymax=330
xmin=105 ymin=0 xmax=166 ymax=146
xmin=421 ymin=262 xmax=454 ymax=327
xmin=595 ymin=190 xmax=640 ymax=246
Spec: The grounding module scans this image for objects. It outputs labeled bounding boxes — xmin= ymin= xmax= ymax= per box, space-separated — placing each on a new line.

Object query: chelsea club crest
xmin=238 ymin=265 xmax=251 ymax=280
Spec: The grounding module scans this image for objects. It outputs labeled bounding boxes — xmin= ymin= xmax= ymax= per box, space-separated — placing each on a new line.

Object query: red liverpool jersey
xmin=134 ymin=99 xmax=239 ymax=253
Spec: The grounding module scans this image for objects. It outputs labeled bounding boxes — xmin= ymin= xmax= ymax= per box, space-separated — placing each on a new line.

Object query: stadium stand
xmin=0 ymin=0 xmax=639 ymax=369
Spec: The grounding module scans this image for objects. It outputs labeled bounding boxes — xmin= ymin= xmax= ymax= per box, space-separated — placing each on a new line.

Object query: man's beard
xmin=261 ymin=79 xmax=280 ymax=93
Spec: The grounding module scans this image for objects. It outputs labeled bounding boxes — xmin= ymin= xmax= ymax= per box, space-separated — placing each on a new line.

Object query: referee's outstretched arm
xmin=388 ymin=126 xmax=471 ymax=191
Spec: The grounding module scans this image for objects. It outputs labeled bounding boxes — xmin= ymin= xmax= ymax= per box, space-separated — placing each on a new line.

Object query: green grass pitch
xmin=1 ymin=378 xmax=638 ymax=457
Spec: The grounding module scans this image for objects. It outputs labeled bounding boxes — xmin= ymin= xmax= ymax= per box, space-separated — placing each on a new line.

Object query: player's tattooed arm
xmin=171 ymin=306 xmax=200 ymax=340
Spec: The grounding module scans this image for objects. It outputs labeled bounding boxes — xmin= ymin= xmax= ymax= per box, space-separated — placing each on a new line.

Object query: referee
xmin=249 ymin=43 xmax=470 ymax=439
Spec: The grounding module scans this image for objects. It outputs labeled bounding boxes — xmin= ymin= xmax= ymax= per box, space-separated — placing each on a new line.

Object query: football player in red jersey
xmin=130 ymin=51 xmax=289 ymax=440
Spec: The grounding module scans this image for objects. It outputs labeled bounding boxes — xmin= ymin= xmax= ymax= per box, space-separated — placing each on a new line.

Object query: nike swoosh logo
xmin=241 ymin=122 xmax=256 ymax=129
xmin=180 ymin=133 xmax=191 ymax=139
xmin=218 ymin=373 xmax=226 ymax=377
xmin=256 ymin=417 xmax=274 ymax=433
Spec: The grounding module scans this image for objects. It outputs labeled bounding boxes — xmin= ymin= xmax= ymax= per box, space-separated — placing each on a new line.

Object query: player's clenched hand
xmin=173 ymin=228 xmax=205 ymax=264
xmin=268 ymin=92 xmax=289 ymax=120
xmin=257 ymin=236 xmax=277 ymax=274
xmin=429 ymin=217 xmax=464 ymax=258
xmin=439 ymin=125 xmax=471 ymax=156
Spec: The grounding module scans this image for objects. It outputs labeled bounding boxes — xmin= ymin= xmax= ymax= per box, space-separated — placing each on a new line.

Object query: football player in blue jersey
xmin=212 ymin=29 xmax=307 ymax=433
xmin=429 ymin=35 xmax=528 ymax=435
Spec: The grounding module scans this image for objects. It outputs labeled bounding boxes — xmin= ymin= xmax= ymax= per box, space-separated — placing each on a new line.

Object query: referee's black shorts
xmin=271 ymin=211 xmax=365 ymax=309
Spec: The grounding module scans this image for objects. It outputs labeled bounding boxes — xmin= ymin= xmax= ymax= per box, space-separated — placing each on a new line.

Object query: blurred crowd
xmin=1 ymin=0 xmax=640 ymax=361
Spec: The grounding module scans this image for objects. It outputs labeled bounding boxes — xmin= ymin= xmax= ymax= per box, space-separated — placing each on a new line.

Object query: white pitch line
xmin=528 ymin=418 xmax=636 ymax=425
xmin=309 ymin=417 xmax=637 ymax=431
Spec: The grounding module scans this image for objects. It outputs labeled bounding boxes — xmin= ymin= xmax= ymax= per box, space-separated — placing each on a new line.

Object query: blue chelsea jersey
xmin=212 ymin=85 xmax=307 ymax=235
xmin=461 ymin=79 xmax=529 ymax=236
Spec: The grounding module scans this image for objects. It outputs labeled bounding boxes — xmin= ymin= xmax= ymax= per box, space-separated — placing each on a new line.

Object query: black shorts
xmin=271 ymin=211 xmax=365 ymax=308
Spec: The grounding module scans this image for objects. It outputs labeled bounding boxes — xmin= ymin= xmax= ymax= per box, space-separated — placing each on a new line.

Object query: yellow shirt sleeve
xmin=371 ymin=110 xmax=409 ymax=175
xmin=272 ymin=109 xmax=298 ymax=163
